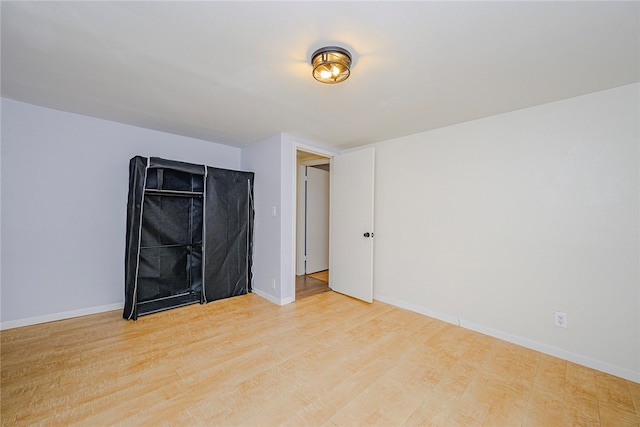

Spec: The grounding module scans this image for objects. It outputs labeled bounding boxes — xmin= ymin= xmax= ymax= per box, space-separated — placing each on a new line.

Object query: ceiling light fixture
xmin=311 ymin=46 xmax=351 ymax=84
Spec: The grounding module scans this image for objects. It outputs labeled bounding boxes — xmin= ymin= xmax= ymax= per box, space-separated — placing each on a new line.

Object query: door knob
xmin=363 ymin=232 xmax=374 ymax=238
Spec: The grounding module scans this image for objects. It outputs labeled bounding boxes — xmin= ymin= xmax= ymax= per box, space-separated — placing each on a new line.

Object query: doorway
xmin=295 ymin=149 xmax=331 ymax=300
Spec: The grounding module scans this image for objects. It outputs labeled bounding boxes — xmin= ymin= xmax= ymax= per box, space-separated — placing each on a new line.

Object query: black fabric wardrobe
xmin=123 ymin=156 xmax=254 ymax=320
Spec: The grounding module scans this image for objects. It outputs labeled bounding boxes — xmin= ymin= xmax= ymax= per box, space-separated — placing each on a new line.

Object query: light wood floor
xmin=2 ymin=292 xmax=639 ymax=426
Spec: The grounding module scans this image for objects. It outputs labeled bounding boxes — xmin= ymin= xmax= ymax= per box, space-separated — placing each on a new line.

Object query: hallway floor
xmin=296 ymin=270 xmax=329 ymax=300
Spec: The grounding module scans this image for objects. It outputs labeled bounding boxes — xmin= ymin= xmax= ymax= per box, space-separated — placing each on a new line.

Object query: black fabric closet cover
xmin=123 ymin=156 xmax=254 ymax=319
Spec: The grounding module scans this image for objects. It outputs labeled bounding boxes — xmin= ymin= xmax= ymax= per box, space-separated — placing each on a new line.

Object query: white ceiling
xmin=2 ymin=1 xmax=638 ymax=150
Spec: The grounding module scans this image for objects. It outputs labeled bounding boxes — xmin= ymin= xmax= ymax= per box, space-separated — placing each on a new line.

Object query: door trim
xmin=290 ymin=142 xmax=337 ymax=302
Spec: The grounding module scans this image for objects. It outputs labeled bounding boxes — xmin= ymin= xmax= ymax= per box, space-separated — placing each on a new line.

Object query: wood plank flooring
xmin=307 ymin=270 xmax=329 ymax=282
xmin=2 ymin=291 xmax=639 ymax=426
xmin=295 ymin=273 xmax=329 ymax=300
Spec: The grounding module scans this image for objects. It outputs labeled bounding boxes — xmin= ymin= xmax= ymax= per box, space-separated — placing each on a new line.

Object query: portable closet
xmin=123 ymin=156 xmax=254 ymax=320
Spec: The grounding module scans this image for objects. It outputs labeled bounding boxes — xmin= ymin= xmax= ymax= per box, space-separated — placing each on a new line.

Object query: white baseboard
xmin=6 ymin=293 xmax=637 ymax=383
xmin=1 ymin=291 xmax=295 ymax=330
xmin=459 ymin=318 xmax=640 ymax=384
xmin=252 ymin=289 xmax=294 ymax=306
xmin=1 ymin=302 xmax=124 ymax=331
xmin=374 ymin=293 xmax=640 ymax=384
xmin=374 ymin=294 xmax=460 ymax=326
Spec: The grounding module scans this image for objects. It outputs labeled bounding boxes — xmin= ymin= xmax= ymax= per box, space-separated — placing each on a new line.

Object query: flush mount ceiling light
xmin=311 ymin=46 xmax=351 ymax=84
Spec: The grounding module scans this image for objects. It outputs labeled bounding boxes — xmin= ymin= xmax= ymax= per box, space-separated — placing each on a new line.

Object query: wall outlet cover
xmin=554 ymin=311 xmax=568 ymax=328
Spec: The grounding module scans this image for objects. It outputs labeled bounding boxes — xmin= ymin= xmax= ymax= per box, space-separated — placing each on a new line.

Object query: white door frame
xmin=290 ymin=142 xmax=336 ymax=301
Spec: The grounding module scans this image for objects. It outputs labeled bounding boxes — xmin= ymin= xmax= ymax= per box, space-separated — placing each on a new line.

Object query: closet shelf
xmin=144 ymin=189 xmax=203 ymax=198
xmin=140 ymin=243 xmax=202 ymax=250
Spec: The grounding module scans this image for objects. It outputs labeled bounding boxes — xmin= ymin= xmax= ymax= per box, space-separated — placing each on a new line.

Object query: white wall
xmin=295 ymin=165 xmax=331 ymax=275
xmin=0 ymin=101 xmax=3 ymax=323
xmin=241 ymin=134 xmax=284 ymax=303
xmin=296 ymin=165 xmax=306 ymax=276
xmin=280 ymin=135 xmax=296 ymax=302
xmin=373 ymin=83 xmax=639 ymax=381
xmin=1 ymin=98 xmax=241 ymax=326
xmin=304 ymin=166 xmax=330 ymax=273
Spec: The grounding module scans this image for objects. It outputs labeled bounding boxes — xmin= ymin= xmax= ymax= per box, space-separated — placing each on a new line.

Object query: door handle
xmin=363 ymin=232 xmax=374 ymax=238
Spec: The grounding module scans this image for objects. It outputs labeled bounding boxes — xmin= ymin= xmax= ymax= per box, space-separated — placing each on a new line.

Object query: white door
xmin=305 ymin=166 xmax=330 ymax=273
xmin=330 ymin=147 xmax=375 ymax=303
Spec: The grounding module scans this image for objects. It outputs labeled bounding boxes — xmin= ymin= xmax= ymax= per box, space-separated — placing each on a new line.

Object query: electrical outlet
xmin=271 ymin=278 xmax=276 ymax=290
xmin=554 ymin=311 xmax=568 ymax=328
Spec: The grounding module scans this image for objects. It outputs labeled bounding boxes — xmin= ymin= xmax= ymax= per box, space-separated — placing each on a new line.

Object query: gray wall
xmin=1 ymin=98 xmax=241 ymax=324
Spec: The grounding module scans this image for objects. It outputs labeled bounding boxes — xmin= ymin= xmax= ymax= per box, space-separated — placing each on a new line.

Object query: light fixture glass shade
xmin=311 ymin=46 xmax=351 ymax=84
